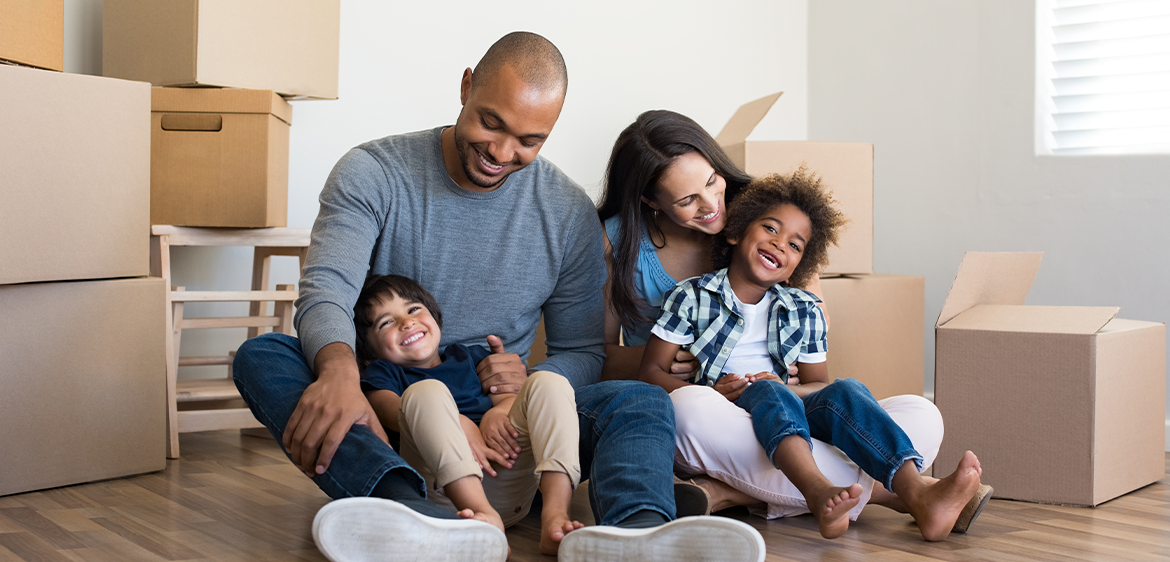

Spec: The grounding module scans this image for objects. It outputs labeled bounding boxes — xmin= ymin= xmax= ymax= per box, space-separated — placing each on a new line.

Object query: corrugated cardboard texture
xmin=935 ymin=251 xmax=1167 ymax=506
xmin=715 ymin=92 xmax=783 ymax=146
xmin=1092 ymin=319 xmax=1166 ymax=505
xmin=821 ymin=274 xmax=924 ymax=400
xmin=0 ymin=66 xmax=150 ymax=285
xmin=151 ymin=88 xmax=291 ymax=227
xmin=103 ymin=0 xmax=339 ymax=99
xmin=0 ymin=278 xmax=166 ymax=496
xmin=937 ymin=252 xmax=1043 ymax=327
xmin=0 ymin=0 xmax=64 ymax=71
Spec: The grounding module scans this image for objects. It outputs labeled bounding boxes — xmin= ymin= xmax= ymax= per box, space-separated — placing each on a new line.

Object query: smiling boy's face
xmin=363 ymin=293 xmax=443 ymax=370
xmin=727 ymin=202 xmax=813 ymax=295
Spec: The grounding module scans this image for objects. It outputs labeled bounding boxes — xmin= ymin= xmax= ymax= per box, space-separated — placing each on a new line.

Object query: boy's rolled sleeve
xmin=798 ymin=300 xmax=829 ymax=360
xmin=653 ymin=284 xmax=698 ymax=345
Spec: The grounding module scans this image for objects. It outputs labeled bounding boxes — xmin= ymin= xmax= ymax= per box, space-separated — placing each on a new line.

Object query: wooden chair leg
xmin=167 ymin=285 xmax=185 ymax=458
xmin=275 ymin=284 xmax=295 ymax=335
xmin=248 ymin=249 xmax=274 ymax=338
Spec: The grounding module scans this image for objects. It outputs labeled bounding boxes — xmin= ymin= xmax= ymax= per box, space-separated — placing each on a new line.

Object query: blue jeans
xmin=233 ymin=333 xmax=676 ymax=524
xmin=734 ymin=378 xmax=923 ymax=490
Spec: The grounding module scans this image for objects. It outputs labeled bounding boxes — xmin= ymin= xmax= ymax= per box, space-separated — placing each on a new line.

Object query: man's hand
xmin=476 ymin=335 xmax=527 ymax=395
xmin=668 ymin=349 xmax=699 ymax=381
xmin=479 ymin=401 xmax=520 ymax=467
xmin=713 ymin=373 xmax=750 ymax=402
xmin=284 ymin=343 xmax=388 ymax=477
xmin=460 ymin=415 xmax=507 ymax=477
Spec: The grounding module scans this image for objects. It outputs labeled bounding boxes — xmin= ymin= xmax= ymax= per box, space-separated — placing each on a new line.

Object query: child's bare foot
xmin=457 ymin=507 xmax=506 ymax=535
xmin=808 ymin=483 xmax=862 ymax=539
xmin=539 ymin=512 xmax=584 ymax=555
xmin=905 ymin=451 xmax=982 ymax=541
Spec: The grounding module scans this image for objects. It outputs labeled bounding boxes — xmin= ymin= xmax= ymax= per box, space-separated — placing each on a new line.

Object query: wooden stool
xmin=150 ymin=226 xmax=310 ymax=458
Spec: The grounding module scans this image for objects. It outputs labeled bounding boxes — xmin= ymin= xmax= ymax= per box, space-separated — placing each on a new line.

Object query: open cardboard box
xmin=0 ymin=0 xmax=63 ymax=71
xmin=151 ymin=87 xmax=292 ymax=228
xmin=716 ymin=93 xmax=873 ymax=275
xmin=103 ymin=0 xmax=339 ymax=99
xmin=934 ymin=252 xmax=1165 ymax=506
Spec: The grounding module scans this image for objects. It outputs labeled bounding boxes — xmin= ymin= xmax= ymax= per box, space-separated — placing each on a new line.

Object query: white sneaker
xmin=312 ymin=497 xmax=508 ymax=562
xmin=557 ymin=516 xmax=765 ymax=562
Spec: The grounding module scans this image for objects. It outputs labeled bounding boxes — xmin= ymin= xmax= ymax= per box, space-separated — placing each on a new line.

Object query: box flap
xmin=715 ymin=92 xmax=782 ymax=147
xmin=940 ymin=304 xmax=1119 ymax=334
xmin=151 ymin=87 xmax=293 ymax=125
xmin=936 ymin=252 xmax=1043 ymax=327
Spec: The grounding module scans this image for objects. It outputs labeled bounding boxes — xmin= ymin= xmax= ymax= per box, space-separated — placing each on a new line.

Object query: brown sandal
xmin=673 ymin=475 xmax=712 ymax=517
xmin=952 ymin=484 xmax=993 ymax=533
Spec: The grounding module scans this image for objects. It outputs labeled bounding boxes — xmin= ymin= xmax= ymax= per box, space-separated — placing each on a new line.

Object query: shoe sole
xmin=558 ymin=516 xmax=764 ymax=562
xmin=952 ymin=484 xmax=993 ymax=534
xmin=313 ymin=497 xmax=508 ymax=562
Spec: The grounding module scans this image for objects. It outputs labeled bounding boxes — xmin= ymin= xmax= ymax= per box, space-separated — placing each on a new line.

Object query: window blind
xmin=1039 ymin=0 xmax=1170 ymax=155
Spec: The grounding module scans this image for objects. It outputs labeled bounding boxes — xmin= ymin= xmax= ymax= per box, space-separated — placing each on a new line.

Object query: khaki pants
xmin=398 ymin=370 xmax=580 ymax=527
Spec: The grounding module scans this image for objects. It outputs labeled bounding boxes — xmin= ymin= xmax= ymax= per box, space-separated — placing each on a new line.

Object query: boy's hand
xmin=479 ymin=403 xmax=520 ymax=466
xmin=668 ymin=349 xmax=699 ymax=380
xmin=460 ymin=415 xmax=506 ymax=477
xmin=713 ymin=373 xmax=750 ymax=402
xmin=745 ymin=372 xmax=783 ymax=384
xmin=476 ymin=335 xmax=527 ymax=395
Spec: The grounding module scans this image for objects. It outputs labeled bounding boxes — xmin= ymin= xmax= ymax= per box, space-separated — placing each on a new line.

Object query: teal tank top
xmin=603 ymin=215 xmax=679 ymax=346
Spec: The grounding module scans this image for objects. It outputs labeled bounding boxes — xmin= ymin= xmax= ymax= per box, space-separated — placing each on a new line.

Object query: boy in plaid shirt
xmin=639 ymin=170 xmax=987 ymax=541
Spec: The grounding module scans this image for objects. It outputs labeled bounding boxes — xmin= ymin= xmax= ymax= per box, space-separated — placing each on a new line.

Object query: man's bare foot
xmin=539 ymin=512 xmax=584 ymax=555
xmin=691 ymin=475 xmax=763 ymax=513
xmin=904 ymin=451 xmax=982 ymax=541
xmin=808 ymin=483 xmax=862 ymax=539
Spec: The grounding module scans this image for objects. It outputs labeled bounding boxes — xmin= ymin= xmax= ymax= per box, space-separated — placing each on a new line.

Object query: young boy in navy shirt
xmin=639 ymin=170 xmax=988 ymax=541
xmin=355 ymin=275 xmax=583 ymax=555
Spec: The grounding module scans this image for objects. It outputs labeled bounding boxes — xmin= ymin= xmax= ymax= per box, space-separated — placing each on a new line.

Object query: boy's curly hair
xmin=712 ymin=167 xmax=848 ymax=288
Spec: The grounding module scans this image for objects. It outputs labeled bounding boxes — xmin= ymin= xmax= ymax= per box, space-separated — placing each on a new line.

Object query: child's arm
xmin=365 ymin=389 xmax=403 ymax=434
xmin=479 ymin=393 xmax=519 ymax=467
xmin=638 ymin=334 xmax=693 ymax=393
xmin=459 ymin=413 xmax=507 ymax=477
xmin=784 ymin=361 xmax=829 ymax=398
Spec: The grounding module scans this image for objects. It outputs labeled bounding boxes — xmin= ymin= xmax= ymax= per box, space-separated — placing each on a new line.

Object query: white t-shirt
xmin=722 ymin=291 xmax=776 ymax=377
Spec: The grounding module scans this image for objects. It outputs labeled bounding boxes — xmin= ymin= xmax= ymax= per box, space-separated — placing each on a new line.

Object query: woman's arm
xmin=638 ymin=335 xmax=691 ymax=393
xmin=365 ymin=389 xmax=402 ymax=433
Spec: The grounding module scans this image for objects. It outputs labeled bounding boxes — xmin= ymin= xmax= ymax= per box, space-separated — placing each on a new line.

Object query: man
xmin=233 ymin=32 xmax=765 ymax=562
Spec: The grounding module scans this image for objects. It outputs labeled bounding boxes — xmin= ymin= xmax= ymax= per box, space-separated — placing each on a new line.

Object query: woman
xmin=596 ymin=110 xmax=968 ymax=527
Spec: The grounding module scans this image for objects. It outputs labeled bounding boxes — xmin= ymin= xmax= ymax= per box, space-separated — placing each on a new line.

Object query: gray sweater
xmin=294 ymin=127 xmax=606 ymax=389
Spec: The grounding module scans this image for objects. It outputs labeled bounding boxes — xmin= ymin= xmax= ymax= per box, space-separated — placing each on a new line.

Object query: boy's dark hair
xmin=713 ymin=168 xmax=848 ymax=288
xmin=353 ymin=274 xmax=443 ymax=365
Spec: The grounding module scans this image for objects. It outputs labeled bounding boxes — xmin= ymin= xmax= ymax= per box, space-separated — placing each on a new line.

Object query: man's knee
xmin=579 ymin=380 xmax=673 ymax=424
xmin=233 ymin=332 xmax=302 ymax=385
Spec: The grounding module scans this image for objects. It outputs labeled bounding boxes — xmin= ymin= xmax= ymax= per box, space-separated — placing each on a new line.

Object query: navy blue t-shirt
xmin=361 ymin=343 xmax=495 ymax=423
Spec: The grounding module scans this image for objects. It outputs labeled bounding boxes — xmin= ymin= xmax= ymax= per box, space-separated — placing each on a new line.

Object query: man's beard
xmin=454 ymin=127 xmax=510 ymax=189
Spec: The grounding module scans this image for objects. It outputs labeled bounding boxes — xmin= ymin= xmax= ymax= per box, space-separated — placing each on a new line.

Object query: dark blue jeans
xmin=734 ymin=378 xmax=923 ymax=490
xmin=233 ymin=333 xmax=676 ymax=525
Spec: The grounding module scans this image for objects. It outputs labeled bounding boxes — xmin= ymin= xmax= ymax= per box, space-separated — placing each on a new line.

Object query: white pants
xmin=670 ymin=385 xmax=943 ymax=520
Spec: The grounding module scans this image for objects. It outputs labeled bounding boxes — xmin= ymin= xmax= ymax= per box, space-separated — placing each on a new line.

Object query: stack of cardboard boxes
xmin=716 ymin=93 xmax=925 ymax=401
xmin=0 ymin=5 xmax=166 ymax=496
xmin=102 ymin=0 xmax=340 ymax=227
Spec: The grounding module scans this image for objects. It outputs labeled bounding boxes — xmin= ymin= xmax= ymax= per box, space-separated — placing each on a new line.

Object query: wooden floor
xmin=2 ymin=430 xmax=1168 ymax=562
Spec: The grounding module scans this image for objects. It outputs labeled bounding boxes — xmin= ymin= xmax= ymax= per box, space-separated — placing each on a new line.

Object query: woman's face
xmin=643 ymin=152 xmax=728 ymax=235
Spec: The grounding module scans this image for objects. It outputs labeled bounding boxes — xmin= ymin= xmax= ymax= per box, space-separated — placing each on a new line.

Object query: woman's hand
xmin=459 ymin=415 xmax=507 ymax=477
xmin=712 ymin=374 xmax=750 ymax=402
xmin=479 ymin=402 xmax=520 ymax=467
xmin=669 ymin=349 xmax=699 ymax=380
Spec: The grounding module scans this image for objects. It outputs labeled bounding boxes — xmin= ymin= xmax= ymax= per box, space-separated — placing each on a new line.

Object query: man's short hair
xmin=473 ymin=31 xmax=568 ymax=95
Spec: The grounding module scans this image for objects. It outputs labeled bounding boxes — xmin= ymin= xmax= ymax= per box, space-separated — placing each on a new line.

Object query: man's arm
xmin=285 ymin=148 xmax=393 ymax=475
xmin=530 ymin=205 xmax=607 ymax=389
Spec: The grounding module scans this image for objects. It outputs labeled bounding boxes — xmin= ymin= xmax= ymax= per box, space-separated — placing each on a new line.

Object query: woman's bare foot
xmin=691 ymin=475 xmax=764 ymax=512
xmin=808 ymin=483 xmax=862 ymax=539
xmin=539 ymin=512 xmax=584 ymax=555
xmin=899 ymin=451 xmax=982 ymax=541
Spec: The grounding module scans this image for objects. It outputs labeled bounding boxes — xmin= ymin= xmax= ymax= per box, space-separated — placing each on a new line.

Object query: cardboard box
xmin=103 ymin=0 xmax=339 ymax=99
xmin=0 ymin=277 xmax=166 ymax=496
xmin=0 ymin=65 xmax=149 ymax=286
xmin=821 ymin=274 xmax=924 ymax=400
xmin=151 ymin=87 xmax=292 ymax=228
xmin=0 ymin=0 xmax=63 ymax=71
xmin=716 ymin=93 xmax=873 ymax=275
xmin=934 ymin=252 xmax=1166 ymax=506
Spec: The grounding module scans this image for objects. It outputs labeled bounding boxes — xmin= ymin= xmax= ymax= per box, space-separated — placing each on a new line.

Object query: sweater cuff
xmin=297 ymin=302 xmax=358 ymax=368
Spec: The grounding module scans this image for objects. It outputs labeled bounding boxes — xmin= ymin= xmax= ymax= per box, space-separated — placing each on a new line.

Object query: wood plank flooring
xmin=2 ymin=430 xmax=1167 ymax=561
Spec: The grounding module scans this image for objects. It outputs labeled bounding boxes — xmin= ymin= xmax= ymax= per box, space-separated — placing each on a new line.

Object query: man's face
xmin=450 ymin=65 xmax=564 ymax=189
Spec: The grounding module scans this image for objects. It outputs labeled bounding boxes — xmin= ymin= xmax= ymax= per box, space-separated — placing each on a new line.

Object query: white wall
xmin=806 ymin=0 xmax=1170 ymax=448
xmin=62 ymin=0 xmax=809 ymax=378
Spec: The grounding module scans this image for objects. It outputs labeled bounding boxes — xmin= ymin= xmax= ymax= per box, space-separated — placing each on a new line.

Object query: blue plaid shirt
xmin=652 ymin=268 xmax=827 ymax=386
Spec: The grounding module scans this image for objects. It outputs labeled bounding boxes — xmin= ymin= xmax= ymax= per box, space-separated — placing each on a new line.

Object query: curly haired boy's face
xmin=363 ymin=294 xmax=443 ymax=370
xmin=728 ymin=203 xmax=812 ymax=291
xmin=642 ymin=152 xmax=727 ymax=235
